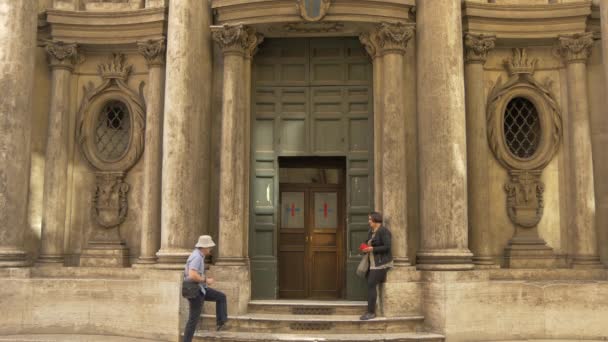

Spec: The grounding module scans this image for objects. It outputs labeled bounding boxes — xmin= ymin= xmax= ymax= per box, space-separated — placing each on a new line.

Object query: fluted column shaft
xmin=464 ymin=34 xmax=496 ymax=267
xmin=360 ymin=23 xmax=415 ymax=267
xmin=136 ymin=38 xmax=166 ymax=266
xmin=0 ymin=0 xmax=38 ymax=267
xmin=157 ymin=0 xmax=212 ymax=268
xmin=557 ymin=33 xmax=603 ymax=268
xmin=212 ymin=25 xmax=263 ymax=265
xmin=38 ymin=42 xmax=81 ymax=265
xmin=416 ymin=0 xmax=473 ymax=270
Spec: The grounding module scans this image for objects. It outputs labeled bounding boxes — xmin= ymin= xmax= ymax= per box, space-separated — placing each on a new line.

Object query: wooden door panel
xmin=310 ymin=251 xmax=339 ymax=298
xmin=279 ymin=190 xmax=307 ymax=298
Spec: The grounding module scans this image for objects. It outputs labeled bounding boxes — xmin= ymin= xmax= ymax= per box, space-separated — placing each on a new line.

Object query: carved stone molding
xmin=280 ymin=22 xmax=344 ymax=34
xmin=464 ymin=33 xmax=496 ymax=64
xmin=42 ymin=40 xmax=83 ymax=70
xmin=93 ymin=172 xmax=130 ymax=229
xmin=555 ymin=32 xmax=594 ymax=64
xmin=137 ymin=37 xmax=166 ymax=67
xmin=211 ymin=24 xmax=263 ymax=57
xmin=487 ymin=49 xmax=562 ymax=171
xmin=359 ymin=22 xmax=415 ymax=58
xmin=505 ymin=170 xmax=544 ymax=228
xmin=296 ymin=0 xmax=331 ymax=22
xmin=78 ymin=53 xmax=145 ymax=173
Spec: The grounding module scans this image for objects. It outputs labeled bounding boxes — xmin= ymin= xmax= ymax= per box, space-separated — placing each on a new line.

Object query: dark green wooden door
xmin=250 ymin=37 xmax=373 ymax=299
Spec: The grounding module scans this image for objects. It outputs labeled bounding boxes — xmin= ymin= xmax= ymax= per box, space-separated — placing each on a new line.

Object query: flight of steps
xmin=192 ymin=300 xmax=444 ymax=341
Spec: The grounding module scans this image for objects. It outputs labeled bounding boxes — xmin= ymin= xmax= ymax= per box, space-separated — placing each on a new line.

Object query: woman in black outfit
xmin=360 ymin=211 xmax=393 ymax=320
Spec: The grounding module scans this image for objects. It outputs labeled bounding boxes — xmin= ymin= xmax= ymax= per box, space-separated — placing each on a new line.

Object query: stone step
xmin=193 ymin=331 xmax=445 ymax=342
xmin=248 ymin=300 xmax=368 ymax=315
xmin=199 ymin=313 xmax=425 ymax=334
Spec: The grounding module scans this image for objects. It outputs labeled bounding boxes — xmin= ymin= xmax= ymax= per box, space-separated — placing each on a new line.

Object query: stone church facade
xmin=1 ymin=0 xmax=608 ymax=341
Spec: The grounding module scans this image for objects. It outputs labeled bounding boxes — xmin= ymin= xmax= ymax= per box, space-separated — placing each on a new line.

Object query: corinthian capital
xmin=42 ymin=40 xmax=82 ymax=70
xmin=555 ymin=32 xmax=594 ymax=64
xmin=360 ymin=22 xmax=415 ymax=58
xmin=464 ymin=33 xmax=496 ymax=64
xmin=137 ymin=38 xmax=166 ymax=67
xmin=211 ymin=24 xmax=263 ymax=57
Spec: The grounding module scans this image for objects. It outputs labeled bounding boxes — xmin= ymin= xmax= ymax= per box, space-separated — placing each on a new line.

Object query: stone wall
xmin=0 ymin=268 xmax=183 ymax=341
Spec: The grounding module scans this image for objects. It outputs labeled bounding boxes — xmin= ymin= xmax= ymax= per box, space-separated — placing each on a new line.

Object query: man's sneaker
xmin=359 ymin=312 xmax=376 ymax=320
xmin=216 ymin=322 xmax=229 ymax=331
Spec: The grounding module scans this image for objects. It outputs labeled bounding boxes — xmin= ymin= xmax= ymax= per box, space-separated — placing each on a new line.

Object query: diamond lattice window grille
xmin=95 ymin=101 xmax=131 ymax=161
xmin=503 ymin=97 xmax=540 ymax=159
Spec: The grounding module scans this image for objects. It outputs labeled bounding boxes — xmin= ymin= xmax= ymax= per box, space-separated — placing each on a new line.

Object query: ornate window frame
xmin=487 ymin=49 xmax=562 ymax=172
xmin=78 ymin=53 xmax=145 ymax=173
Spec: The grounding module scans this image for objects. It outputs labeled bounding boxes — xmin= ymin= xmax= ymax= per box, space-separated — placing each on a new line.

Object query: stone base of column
xmin=416 ymin=249 xmax=474 ymax=271
xmin=215 ymin=257 xmax=248 ymax=267
xmin=571 ymin=255 xmax=605 ymax=269
xmin=132 ymin=256 xmax=158 ymax=268
xmin=379 ymin=266 xmax=419 ymax=317
xmin=473 ymin=256 xmax=500 ymax=269
xmin=504 ymin=240 xmax=555 ymax=269
xmin=155 ymin=249 xmax=191 ymax=270
xmin=80 ymin=242 xmax=130 ymax=268
xmin=0 ymin=249 xmax=29 ymax=267
xmin=392 ymin=257 xmax=411 ymax=267
xmin=205 ymin=263 xmax=251 ymax=315
xmin=36 ymin=255 xmax=65 ymax=266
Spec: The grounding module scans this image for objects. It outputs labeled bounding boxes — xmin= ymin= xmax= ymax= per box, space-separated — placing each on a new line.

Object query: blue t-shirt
xmin=184 ymin=249 xmax=207 ymax=294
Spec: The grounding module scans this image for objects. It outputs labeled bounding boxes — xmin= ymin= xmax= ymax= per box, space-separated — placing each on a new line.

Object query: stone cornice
xmin=212 ymin=24 xmax=263 ymax=57
xmin=464 ymin=33 xmax=496 ymax=64
xmin=137 ymin=38 xmax=166 ymax=67
xmin=462 ymin=1 xmax=591 ymax=41
xmin=555 ymin=32 xmax=594 ymax=64
xmin=42 ymin=40 xmax=82 ymax=70
xmin=359 ymin=22 xmax=414 ymax=58
xmin=44 ymin=8 xmax=167 ymax=45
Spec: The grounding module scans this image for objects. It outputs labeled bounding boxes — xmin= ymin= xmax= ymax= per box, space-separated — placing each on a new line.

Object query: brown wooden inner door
xmin=279 ymin=184 xmax=344 ymax=299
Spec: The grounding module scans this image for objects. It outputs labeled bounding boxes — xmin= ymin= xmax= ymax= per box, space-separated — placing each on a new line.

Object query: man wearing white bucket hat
xmin=182 ymin=235 xmax=228 ymax=342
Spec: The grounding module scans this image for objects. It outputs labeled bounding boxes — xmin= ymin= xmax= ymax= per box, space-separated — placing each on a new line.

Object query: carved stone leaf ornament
xmin=77 ymin=53 xmax=146 ymax=230
xmin=505 ymin=170 xmax=544 ymax=228
xmin=359 ymin=22 xmax=415 ymax=59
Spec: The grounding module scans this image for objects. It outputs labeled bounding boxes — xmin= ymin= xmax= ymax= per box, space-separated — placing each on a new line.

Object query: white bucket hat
xmin=195 ymin=235 xmax=216 ymax=248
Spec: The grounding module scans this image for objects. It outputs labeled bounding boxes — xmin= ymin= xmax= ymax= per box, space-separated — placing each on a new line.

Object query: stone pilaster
xmin=415 ymin=0 xmax=474 ymax=270
xmin=603 ymin=1 xmax=608 ymax=102
xmin=556 ymin=32 xmax=603 ymax=268
xmin=212 ymin=24 xmax=263 ymax=266
xmin=37 ymin=41 xmax=81 ymax=265
xmin=463 ymin=33 xmax=497 ymax=268
xmin=361 ymin=22 xmax=415 ymax=267
xmin=135 ymin=38 xmax=165 ymax=266
xmin=0 ymin=0 xmax=38 ymax=267
xmin=156 ymin=0 xmax=213 ymax=269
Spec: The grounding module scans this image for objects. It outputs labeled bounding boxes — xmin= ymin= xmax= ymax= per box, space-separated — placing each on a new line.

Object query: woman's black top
xmin=366 ymin=225 xmax=393 ymax=267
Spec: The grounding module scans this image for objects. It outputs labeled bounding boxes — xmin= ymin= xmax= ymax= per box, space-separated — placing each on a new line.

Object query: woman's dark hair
xmin=369 ymin=211 xmax=383 ymax=223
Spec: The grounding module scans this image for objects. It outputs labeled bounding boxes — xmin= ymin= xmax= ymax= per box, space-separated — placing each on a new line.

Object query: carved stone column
xmin=415 ymin=0 xmax=474 ymax=270
xmin=156 ymin=0 xmax=213 ymax=268
xmin=463 ymin=33 xmax=497 ymax=268
xmin=0 ymin=0 xmax=37 ymax=267
xmin=360 ymin=23 xmax=415 ymax=267
xmin=556 ymin=33 xmax=603 ymax=268
xmin=212 ymin=24 xmax=263 ymax=266
xmin=135 ymin=38 xmax=165 ymax=266
xmin=602 ymin=1 xmax=608 ymax=103
xmin=37 ymin=41 xmax=81 ymax=265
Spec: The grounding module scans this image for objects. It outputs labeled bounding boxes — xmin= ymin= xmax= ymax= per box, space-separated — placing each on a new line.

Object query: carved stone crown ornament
xmin=487 ymin=48 xmax=563 ymax=267
xmin=296 ymin=0 xmax=331 ymax=22
xmin=464 ymin=33 xmax=496 ymax=64
xmin=77 ymin=53 xmax=145 ymax=232
xmin=554 ymin=32 xmax=594 ymax=64
xmin=211 ymin=24 xmax=264 ymax=58
xmin=359 ymin=22 xmax=415 ymax=59
xmin=40 ymin=40 xmax=84 ymax=70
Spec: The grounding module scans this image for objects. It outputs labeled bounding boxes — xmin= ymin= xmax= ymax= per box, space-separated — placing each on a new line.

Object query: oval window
xmin=503 ymin=97 xmax=540 ymax=159
xmin=95 ymin=100 xmax=131 ymax=161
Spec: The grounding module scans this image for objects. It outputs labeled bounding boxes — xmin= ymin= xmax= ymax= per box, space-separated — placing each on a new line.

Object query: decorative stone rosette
xmin=77 ymin=53 xmax=146 ymax=230
xmin=487 ymin=48 xmax=562 ymax=229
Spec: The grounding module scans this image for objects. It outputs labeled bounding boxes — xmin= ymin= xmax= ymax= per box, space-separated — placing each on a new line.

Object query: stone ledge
xmin=0 ymin=334 xmax=165 ymax=342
